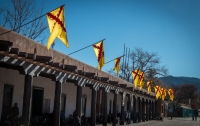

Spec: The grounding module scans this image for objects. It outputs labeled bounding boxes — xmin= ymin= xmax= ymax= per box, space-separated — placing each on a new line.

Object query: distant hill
xmin=159 ymin=76 xmax=200 ymax=90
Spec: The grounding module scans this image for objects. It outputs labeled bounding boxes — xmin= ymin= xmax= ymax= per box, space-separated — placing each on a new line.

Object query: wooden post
xmin=120 ymin=93 xmax=125 ymax=125
xmin=146 ymin=100 xmax=149 ymax=121
xmin=128 ymin=95 xmax=131 ymax=112
xmin=22 ymin=75 xmax=33 ymax=126
xmin=53 ymin=81 xmax=62 ymax=126
xmin=152 ymin=101 xmax=154 ymax=120
xmin=103 ymin=89 xmax=107 ymax=126
xmin=112 ymin=93 xmax=117 ymax=126
xmin=127 ymin=95 xmax=131 ymax=124
xmin=142 ymin=99 xmax=145 ymax=122
xmin=133 ymin=96 xmax=136 ymax=123
xmin=149 ymin=100 xmax=151 ymax=120
xmin=155 ymin=100 xmax=157 ymax=118
xmin=76 ymin=86 xmax=82 ymax=118
xmin=91 ymin=88 xmax=96 ymax=126
xmin=120 ymin=106 xmax=125 ymax=125
xmin=138 ymin=98 xmax=141 ymax=122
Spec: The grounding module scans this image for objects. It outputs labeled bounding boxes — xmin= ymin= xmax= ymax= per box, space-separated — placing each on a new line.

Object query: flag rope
xmin=104 ymin=55 xmax=125 ymax=65
xmin=61 ymin=38 xmax=106 ymax=62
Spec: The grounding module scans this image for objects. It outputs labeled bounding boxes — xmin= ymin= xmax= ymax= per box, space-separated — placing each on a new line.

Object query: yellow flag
xmin=132 ymin=68 xmax=140 ymax=88
xmin=139 ymin=72 xmax=145 ymax=90
xmin=160 ymin=88 xmax=166 ymax=101
xmin=147 ymin=81 xmax=152 ymax=94
xmin=154 ymin=85 xmax=161 ymax=100
xmin=113 ymin=57 xmax=121 ymax=75
xmin=93 ymin=41 xmax=105 ymax=70
xmin=46 ymin=5 xmax=69 ymax=50
xmin=168 ymin=88 xmax=174 ymax=101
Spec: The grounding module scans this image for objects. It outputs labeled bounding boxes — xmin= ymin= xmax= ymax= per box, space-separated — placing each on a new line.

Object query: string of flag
xmin=46 ymin=5 xmax=175 ymax=101
xmin=131 ymin=68 xmax=174 ymax=101
xmin=1 ymin=4 xmax=175 ymax=101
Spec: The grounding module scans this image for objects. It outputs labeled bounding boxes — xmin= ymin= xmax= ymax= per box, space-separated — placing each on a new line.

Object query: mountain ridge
xmin=159 ymin=76 xmax=200 ymax=90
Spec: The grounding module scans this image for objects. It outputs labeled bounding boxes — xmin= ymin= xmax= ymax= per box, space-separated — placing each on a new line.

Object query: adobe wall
xmin=0 ymin=67 xmax=25 ymax=118
xmin=0 ymin=26 xmax=134 ymax=87
xmin=0 ymin=67 xmax=126 ymax=118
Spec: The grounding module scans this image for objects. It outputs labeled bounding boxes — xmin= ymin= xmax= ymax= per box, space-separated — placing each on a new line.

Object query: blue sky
xmin=47 ymin=0 xmax=200 ymax=78
xmin=3 ymin=0 xmax=200 ymax=78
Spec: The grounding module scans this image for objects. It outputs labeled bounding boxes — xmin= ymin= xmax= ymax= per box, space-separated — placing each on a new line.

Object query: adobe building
xmin=0 ymin=26 xmax=162 ymax=126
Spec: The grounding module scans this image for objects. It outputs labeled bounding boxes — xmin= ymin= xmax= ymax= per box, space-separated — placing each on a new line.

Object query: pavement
xmin=98 ymin=117 xmax=200 ymax=126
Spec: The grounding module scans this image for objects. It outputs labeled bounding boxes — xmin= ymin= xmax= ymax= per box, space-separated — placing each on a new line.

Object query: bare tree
xmin=172 ymin=84 xmax=200 ymax=108
xmin=107 ymin=47 xmax=168 ymax=88
xmin=0 ymin=0 xmax=47 ymax=44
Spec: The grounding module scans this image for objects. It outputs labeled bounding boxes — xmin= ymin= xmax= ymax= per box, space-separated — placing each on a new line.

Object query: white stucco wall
xmin=107 ymin=93 xmax=114 ymax=114
xmin=0 ymin=67 xmax=25 ymax=118
xmin=117 ymin=94 xmax=122 ymax=113
xmin=0 ymin=66 xmax=141 ymax=120
xmin=62 ymin=82 xmax=76 ymax=118
xmin=0 ymin=67 xmax=57 ymax=118
xmin=82 ymin=86 xmax=92 ymax=117
xmin=62 ymin=83 xmax=93 ymax=118
xmin=32 ymin=76 xmax=55 ymax=114
xmin=106 ymin=93 xmax=127 ymax=114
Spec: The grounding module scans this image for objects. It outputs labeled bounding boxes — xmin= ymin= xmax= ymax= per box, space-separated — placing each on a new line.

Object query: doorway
xmin=31 ymin=87 xmax=44 ymax=118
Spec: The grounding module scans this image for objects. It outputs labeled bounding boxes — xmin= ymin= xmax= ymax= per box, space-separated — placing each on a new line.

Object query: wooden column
xmin=138 ymin=98 xmax=141 ymax=122
xmin=53 ymin=81 xmax=62 ymax=126
xmin=22 ymin=75 xmax=33 ymax=126
xmin=120 ymin=106 xmax=125 ymax=125
xmin=103 ymin=89 xmax=107 ymax=126
xmin=96 ymin=90 xmax=100 ymax=117
xmin=127 ymin=94 xmax=131 ymax=124
xmin=120 ymin=93 xmax=125 ymax=125
xmin=130 ymin=95 xmax=133 ymax=123
xmin=154 ymin=100 xmax=158 ymax=118
xmin=76 ymin=86 xmax=82 ymax=118
xmin=112 ymin=93 xmax=117 ymax=126
xmin=152 ymin=101 xmax=154 ymax=120
xmin=156 ymin=99 xmax=162 ymax=117
xmin=91 ymin=88 xmax=96 ymax=126
xmin=149 ymin=100 xmax=151 ymax=120
xmin=101 ymin=89 xmax=104 ymax=115
xmin=151 ymin=101 xmax=153 ymax=120
xmin=128 ymin=95 xmax=131 ymax=111
xmin=133 ymin=96 xmax=136 ymax=123
xmin=146 ymin=100 xmax=149 ymax=121
xmin=142 ymin=99 xmax=145 ymax=122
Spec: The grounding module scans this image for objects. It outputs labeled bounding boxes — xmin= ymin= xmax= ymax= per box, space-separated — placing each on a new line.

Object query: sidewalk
xmin=98 ymin=117 xmax=200 ymax=126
